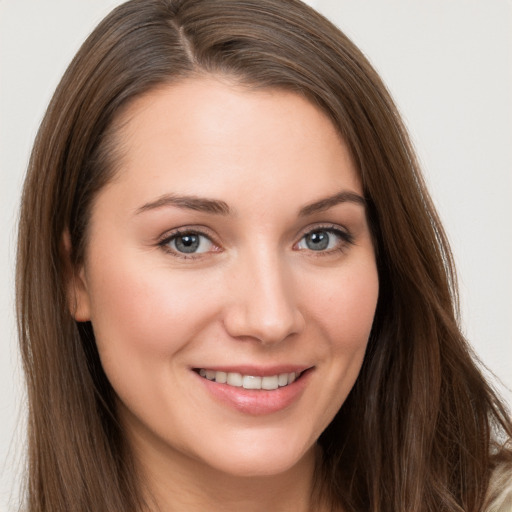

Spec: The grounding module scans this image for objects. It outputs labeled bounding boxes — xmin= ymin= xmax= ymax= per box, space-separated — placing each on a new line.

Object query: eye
xmin=296 ymin=227 xmax=351 ymax=252
xmin=163 ymin=231 xmax=214 ymax=255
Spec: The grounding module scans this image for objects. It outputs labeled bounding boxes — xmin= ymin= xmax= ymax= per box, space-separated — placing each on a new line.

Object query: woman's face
xmin=71 ymin=77 xmax=379 ymax=478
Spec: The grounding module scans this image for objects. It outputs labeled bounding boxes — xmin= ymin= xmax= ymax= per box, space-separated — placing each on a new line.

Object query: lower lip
xmin=195 ymin=369 xmax=313 ymax=416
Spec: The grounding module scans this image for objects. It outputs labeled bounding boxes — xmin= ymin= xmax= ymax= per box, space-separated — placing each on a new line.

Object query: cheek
xmin=302 ymin=258 xmax=378 ymax=412
xmin=292 ymin=259 xmax=378 ymax=439
xmin=85 ymin=256 xmax=220 ymax=378
xmin=306 ymin=262 xmax=379 ymax=352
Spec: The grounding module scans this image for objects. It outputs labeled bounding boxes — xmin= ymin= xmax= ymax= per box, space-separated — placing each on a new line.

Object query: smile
xmin=194 ymin=366 xmax=313 ymax=415
xmin=197 ymin=369 xmax=301 ymax=390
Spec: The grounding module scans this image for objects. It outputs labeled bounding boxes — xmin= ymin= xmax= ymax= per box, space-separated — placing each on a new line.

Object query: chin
xmin=196 ymin=431 xmax=315 ymax=478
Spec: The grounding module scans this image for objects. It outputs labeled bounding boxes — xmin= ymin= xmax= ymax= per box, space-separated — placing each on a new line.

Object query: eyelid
xmin=294 ymin=223 xmax=354 ymax=253
xmin=296 ymin=223 xmax=353 ymax=241
xmin=157 ymin=226 xmax=221 ymax=259
xmin=156 ymin=222 xmax=354 ymax=260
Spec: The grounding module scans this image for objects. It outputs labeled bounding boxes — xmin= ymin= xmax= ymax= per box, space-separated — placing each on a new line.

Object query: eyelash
xmin=158 ymin=228 xmax=219 ymax=260
xmin=296 ymin=224 xmax=354 ymax=256
xmin=157 ymin=224 xmax=354 ymax=260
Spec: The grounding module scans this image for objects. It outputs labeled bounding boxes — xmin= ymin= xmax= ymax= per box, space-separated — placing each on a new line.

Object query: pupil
xmin=306 ymin=231 xmax=329 ymax=251
xmin=175 ymin=234 xmax=199 ymax=253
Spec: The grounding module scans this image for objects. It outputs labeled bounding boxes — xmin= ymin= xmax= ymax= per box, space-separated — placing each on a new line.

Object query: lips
xmin=193 ymin=366 xmax=313 ymax=415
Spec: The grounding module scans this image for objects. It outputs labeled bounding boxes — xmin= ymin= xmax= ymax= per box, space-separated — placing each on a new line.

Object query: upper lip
xmin=192 ymin=365 xmax=313 ymax=377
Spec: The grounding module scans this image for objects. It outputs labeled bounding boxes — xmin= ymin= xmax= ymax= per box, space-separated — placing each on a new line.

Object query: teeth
xmin=227 ymin=372 xmax=242 ymax=387
xmin=215 ymin=371 xmax=227 ymax=384
xmin=242 ymin=375 xmax=261 ymax=389
xmin=262 ymin=375 xmax=279 ymax=390
xmin=198 ymin=369 xmax=300 ymax=389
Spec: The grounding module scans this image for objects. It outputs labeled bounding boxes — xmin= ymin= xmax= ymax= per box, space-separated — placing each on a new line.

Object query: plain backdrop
xmin=1 ymin=1 xmax=511 ymax=510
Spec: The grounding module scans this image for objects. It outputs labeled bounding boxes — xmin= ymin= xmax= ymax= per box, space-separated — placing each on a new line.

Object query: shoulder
xmin=483 ymin=457 xmax=512 ymax=512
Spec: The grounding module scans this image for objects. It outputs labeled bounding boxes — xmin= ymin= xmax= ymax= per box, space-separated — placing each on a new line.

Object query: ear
xmin=61 ymin=230 xmax=91 ymax=322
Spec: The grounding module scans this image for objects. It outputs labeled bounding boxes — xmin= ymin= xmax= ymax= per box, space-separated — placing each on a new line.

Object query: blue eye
xmin=297 ymin=228 xmax=349 ymax=252
xmin=166 ymin=232 xmax=214 ymax=254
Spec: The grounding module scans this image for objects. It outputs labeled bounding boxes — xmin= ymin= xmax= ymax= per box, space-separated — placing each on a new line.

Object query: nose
xmin=222 ymin=249 xmax=305 ymax=345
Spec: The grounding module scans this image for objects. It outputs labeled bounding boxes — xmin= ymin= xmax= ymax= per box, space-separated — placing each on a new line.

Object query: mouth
xmin=192 ymin=365 xmax=315 ymax=416
xmin=192 ymin=366 xmax=314 ymax=415
xmin=194 ymin=368 xmax=304 ymax=390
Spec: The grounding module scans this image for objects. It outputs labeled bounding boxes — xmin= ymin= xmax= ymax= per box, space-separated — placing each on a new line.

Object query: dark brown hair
xmin=16 ymin=0 xmax=512 ymax=511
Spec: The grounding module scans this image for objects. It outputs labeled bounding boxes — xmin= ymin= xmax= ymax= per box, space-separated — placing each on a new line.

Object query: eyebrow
xmin=298 ymin=191 xmax=366 ymax=216
xmin=135 ymin=190 xmax=365 ymax=217
xmin=135 ymin=193 xmax=231 ymax=216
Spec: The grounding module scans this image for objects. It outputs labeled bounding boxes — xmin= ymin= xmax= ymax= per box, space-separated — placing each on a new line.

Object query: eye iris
xmin=306 ymin=230 xmax=329 ymax=251
xmin=174 ymin=234 xmax=200 ymax=253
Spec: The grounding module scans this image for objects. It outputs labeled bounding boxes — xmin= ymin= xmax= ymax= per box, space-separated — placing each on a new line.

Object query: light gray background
xmin=1 ymin=1 xmax=511 ymax=509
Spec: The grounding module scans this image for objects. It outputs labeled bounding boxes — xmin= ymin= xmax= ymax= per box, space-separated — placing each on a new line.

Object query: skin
xmin=70 ymin=76 xmax=379 ymax=511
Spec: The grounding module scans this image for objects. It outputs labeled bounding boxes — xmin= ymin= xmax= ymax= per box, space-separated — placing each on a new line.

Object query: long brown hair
xmin=16 ymin=0 xmax=511 ymax=511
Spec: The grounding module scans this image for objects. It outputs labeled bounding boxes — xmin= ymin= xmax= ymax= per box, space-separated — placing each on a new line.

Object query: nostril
xmin=221 ymin=261 xmax=305 ymax=343
xmin=223 ymin=309 xmax=304 ymax=345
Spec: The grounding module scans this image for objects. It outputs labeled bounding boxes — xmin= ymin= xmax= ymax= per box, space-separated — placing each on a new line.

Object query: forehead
xmin=103 ymin=76 xmax=361 ymax=212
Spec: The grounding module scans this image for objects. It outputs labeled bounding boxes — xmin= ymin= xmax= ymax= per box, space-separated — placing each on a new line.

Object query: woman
xmin=16 ymin=0 xmax=512 ymax=511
